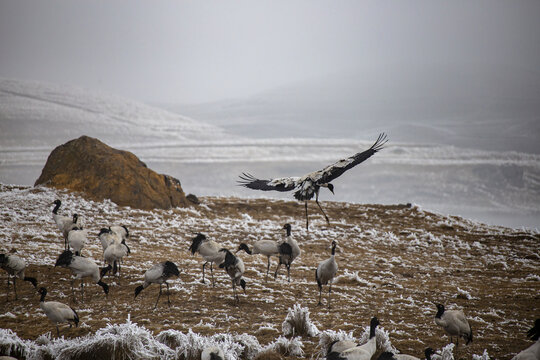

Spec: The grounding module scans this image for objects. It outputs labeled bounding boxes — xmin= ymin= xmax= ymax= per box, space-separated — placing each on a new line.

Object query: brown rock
xmin=35 ymin=136 xmax=189 ymax=210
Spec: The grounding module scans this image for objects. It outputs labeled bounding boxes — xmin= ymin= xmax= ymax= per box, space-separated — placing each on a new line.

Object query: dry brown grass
xmin=0 ymin=188 xmax=539 ymax=359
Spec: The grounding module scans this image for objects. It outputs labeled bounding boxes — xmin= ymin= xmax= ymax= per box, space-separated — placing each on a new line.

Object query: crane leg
xmin=328 ymin=283 xmax=332 ymax=309
xmin=71 ymin=279 xmax=76 ymax=300
xmin=274 ymin=261 xmax=282 ymax=279
xmin=210 ymin=262 xmax=215 ymax=287
xmin=265 ymin=257 xmax=271 ymax=282
xmin=166 ymin=282 xmax=171 ymax=307
xmin=13 ymin=278 xmax=17 ymax=300
xmin=315 ymin=194 xmax=330 ymax=224
xmin=232 ymin=282 xmax=239 ymax=304
xmin=305 ymin=202 xmax=309 ymax=230
xmin=154 ymin=284 xmax=162 ymax=309
xmin=286 ymin=263 xmax=291 ymax=283
xmin=317 ymin=285 xmax=323 ymax=306
xmin=201 ymin=262 xmax=207 ymax=284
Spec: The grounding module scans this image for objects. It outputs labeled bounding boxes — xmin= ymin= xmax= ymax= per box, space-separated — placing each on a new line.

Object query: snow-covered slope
xmin=0 ymin=78 xmax=228 ymax=149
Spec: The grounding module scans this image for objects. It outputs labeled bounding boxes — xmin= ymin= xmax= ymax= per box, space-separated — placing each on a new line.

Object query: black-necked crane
xmin=110 ymin=225 xmax=129 ymax=240
xmin=316 ymin=240 xmax=338 ymax=308
xmin=236 ymin=240 xmax=279 ymax=282
xmin=67 ymin=227 xmax=88 ymax=256
xmin=54 ymin=250 xmax=109 ymax=300
xmin=274 ymin=223 xmax=300 ymax=282
xmin=434 ymin=303 xmax=472 ymax=346
xmin=238 ymin=133 xmax=387 ymax=229
xmin=0 ymin=253 xmax=37 ymax=300
xmin=326 ymin=317 xmax=380 ymax=360
xmin=51 ymin=199 xmax=72 ymax=232
xmin=37 ymin=287 xmax=79 ymax=337
xmin=134 ymin=261 xmax=180 ymax=309
xmin=512 ymin=319 xmax=539 ymax=360
xmin=52 ymin=200 xmax=81 ymax=249
xmin=189 ymin=233 xmax=226 ymax=286
xmin=201 ymin=345 xmax=225 ymax=360
xmin=218 ymin=248 xmax=246 ymax=304
xmin=376 ymin=348 xmax=435 ymax=360
xmin=102 ymin=238 xmax=131 ymax=276
xmin=97 ymin=228 xmax=118 ymax=252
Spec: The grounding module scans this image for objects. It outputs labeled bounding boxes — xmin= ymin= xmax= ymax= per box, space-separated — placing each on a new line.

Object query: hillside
xmin=0 ymin=184 xmax=538 ymax=359
xmin=0 ymin=78 xmax=227 ymax=148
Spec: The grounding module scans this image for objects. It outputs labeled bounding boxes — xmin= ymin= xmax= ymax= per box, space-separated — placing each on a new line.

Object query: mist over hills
xmin=173 ymin=63 xmax=540 ymax=154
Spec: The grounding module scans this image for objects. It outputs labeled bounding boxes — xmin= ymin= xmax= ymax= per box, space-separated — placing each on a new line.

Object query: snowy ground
xmin=0 ymin=184 xmax=538 ymax=359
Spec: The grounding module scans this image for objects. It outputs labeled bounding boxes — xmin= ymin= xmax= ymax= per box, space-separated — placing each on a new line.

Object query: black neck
xmin=369 ymin=325 xmax=376 ymax=339
xmin=435 ymin=306 xmax=444 ymax=319
xmin=285 ymin=226 xmax=291 ymax=237
xmin=39 ymin=291 xmax=46 ymax=302
xmin=52 ymin=202 xmax=60 ymax=214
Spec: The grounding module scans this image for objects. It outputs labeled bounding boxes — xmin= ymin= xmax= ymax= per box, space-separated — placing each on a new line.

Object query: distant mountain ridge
xmin=0 ymin=78 xmax=230 ymax=149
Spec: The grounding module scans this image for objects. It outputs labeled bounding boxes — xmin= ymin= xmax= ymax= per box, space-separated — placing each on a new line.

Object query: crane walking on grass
xmin=434 ymin=303 xmax=472 ymax=346
xmin=0 ymin=253 xmax=37 ymax=300
xmin=316 ymin=240 xmax=338 ymax=308
xmin=134 ymin=261 xmax=180 ymax=309
xmin=38 ymin=287 xmax=79 ymax=337
xmin=238 ymin=133 xmax=387 ymax=229
xmin=219 ymin=248 xmax=246 ymax=304
xmin=189 ymin=233 xmax=226 ymax=287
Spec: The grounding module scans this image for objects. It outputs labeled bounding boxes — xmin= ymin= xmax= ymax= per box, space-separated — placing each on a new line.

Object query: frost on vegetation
xmin=0 ymin=329 xmax=33 ymax=359
xmin=231 ymin=333 xmax=263 ymax=360
xmin=50 ymin=316 xmax=175 ymax=360
xmin=456 ymin=287 xmax=473 ymax=300
xmin=431 ymin=343 xmax=455 ymax=360
xmin=282 ymin=303 xmax=319 ymax=338
xmin=472 ymin=349 xmax=490 ymax=360
xmin=335 ymin=269 xmax=374 ymax=287
xmin=262 ymin=336 xmax=304 ymax=357
xmin=364 ymin=228 xmax=378 ymax=238
xmin=357 ymin=325 xmax=397 ymax=353
xmin=383 ymin=232 xmax=400 ymax=245
xmin=156 ymin=329 xmax=260 ymax=360
xmin=316 ymin=329 xmax=356 ymax=359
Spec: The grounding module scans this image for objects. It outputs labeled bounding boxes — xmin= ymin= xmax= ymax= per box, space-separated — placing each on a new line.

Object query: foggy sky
xmin=1 ymin=1 xmax=539 ymax=104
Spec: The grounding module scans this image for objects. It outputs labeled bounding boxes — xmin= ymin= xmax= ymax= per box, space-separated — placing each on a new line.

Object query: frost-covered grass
xmin=0 ymin=184 xmax=538 ymax=359
xmin=282 ymin=304 xmax=319 ymax=338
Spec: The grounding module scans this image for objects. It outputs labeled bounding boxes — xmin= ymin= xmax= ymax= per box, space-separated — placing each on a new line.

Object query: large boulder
xmin=35 ymin=136 xmax=189 ymax=210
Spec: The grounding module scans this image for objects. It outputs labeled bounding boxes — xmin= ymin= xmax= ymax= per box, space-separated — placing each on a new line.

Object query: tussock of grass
xmin=262 ymin=336 xmax=304 ymax=357
xmin=282 ymin=304 xmax=319 ymax=338
xmin=0 ymin=329 xmax=31 ymax=359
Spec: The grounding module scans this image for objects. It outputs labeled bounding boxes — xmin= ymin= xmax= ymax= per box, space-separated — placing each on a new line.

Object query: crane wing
xmin=237 ymin=173 xmax=299 ymax=192
xmin=317 ymin=133 xmax=387 ymax=184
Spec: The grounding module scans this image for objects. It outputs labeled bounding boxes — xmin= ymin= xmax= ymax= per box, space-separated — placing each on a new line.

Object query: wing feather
xmin=318 ymin=133 xmax=387 ymax=184
xmin=237 ymin=173 xmax=298 ymax=192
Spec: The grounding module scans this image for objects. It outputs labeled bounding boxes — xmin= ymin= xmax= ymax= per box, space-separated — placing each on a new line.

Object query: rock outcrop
xmin=35 ymin=136 xmax=189 ymax=210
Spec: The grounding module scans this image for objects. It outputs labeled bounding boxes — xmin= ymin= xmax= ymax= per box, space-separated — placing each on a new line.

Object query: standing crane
xmin=238 ymin=133 xmax=387 ymax=229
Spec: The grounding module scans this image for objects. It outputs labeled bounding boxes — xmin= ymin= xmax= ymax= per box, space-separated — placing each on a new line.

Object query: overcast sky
xmin=1 ymin=1 xmax=539 ymax=104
